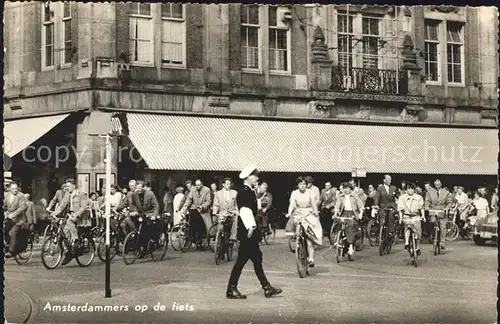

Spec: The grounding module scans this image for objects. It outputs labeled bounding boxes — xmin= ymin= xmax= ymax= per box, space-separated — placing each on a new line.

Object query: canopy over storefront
xmin=126 ymin=113 xmax=499 ymax=175
xmin=3 ymin=114 xmax=71 ymax=157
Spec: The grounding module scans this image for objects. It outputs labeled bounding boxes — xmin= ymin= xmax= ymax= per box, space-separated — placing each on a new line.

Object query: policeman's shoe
xmin=226 ymin=286 xmax=247 ymax=299
xmin=264 ymin=285 xmax=282 ymax=298
xmin=61 ymin=251 xmax=73 ymax=266
xmin=308 ymin=259 xmax=315 ymax=267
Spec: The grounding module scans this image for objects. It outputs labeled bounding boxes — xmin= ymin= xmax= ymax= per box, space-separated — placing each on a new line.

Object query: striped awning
xmin=126 ymin=113 xmax=498 ymax=175
xmin=3 ymin=114 xmax=70 ymax=157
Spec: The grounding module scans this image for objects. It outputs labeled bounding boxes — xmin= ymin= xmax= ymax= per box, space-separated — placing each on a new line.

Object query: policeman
xmin=226 ymin=165 xmax=282 ymax=299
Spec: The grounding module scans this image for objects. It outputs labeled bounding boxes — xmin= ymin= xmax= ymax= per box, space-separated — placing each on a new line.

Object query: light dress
xmin=473 ymin=197 xmax=489 ymax=219
xmin=289 ymin=189 xmax=323 ymax=246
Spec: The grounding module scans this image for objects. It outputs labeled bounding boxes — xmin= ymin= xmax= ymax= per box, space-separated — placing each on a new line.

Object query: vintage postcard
xmin=2 ymin=2 xmax=498 ymax=323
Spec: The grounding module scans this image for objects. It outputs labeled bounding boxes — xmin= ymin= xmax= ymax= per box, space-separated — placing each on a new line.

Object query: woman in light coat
xmin=173 ymin=187 xmax=185 ymax=226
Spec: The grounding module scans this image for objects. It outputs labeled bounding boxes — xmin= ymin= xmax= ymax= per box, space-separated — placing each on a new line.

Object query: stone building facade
xmin=3 ymin=3 xmax=498 ymax=202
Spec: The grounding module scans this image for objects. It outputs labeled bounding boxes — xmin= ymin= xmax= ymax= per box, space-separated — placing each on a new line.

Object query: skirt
xmin=290 ymin=208 xmax=323 ymax=246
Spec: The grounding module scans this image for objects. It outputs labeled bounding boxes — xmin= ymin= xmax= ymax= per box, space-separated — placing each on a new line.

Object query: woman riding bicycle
xmin=397 ymin=183 xmax=425 ymax=255
xmin=333 ymin=183 xmax=364 ymax=257
xmin=285 ymin=177 xmax=322 ymax=267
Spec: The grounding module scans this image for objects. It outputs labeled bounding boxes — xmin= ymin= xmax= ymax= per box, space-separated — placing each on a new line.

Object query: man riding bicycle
xmin=397 ymin=183 xmax=425 ymax=255
xmin=424 ymin=179 xmax=453 ymax=250
xmin=333 ymin=182 xmax=364 ymax=257
xmin=4 ymin=181 xmax=29 ymax=259
xmin=181 ymin=179 xmax=212 ymax=246
xmin=212 ymin=178 xmax=239 ymax=245
xmin=51 ymin=178 xmax=90 ymax=265
xmin=374 ymin=175 xmax=398 ymax=242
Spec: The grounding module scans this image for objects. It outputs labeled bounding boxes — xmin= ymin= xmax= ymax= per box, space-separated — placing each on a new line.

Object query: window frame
xmin=336 ymin=11 xmax=355 ymax=71
xmin=41 ymin=3 xmax=55 ymax=71
xmin=445 ymin=21 xmax=465 ymax=86
xmin=240 ymin=4 xmax=262 ymax=73
xmin=128 ymin=3 xmax=154 ymax=67
xmin=160 ymin=3 xmax=187 ymax=69
xmin=61 ymin=2 xmax=72 ymax=68
xmin=268 ymin=6 xmax=292 ymax=75
xmin=424 ymin=19 xmax=442 ymax=85
xmin=360 ymin=15 xmax=381 ymax=70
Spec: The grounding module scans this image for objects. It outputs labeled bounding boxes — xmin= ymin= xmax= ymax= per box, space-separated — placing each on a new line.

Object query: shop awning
xmin=3 ymin=114 xmax=70 ymax=157
xmin=126 ymin=113 xmax=499 ymax=175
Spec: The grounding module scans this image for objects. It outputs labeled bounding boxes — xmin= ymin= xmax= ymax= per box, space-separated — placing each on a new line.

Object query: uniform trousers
xmin=228 ymin=238 xmax=270 ymax=289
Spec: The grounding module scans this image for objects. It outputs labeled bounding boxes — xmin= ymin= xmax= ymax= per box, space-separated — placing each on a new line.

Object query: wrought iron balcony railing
xmin=331 ymin=66 xmax=408 ymax=95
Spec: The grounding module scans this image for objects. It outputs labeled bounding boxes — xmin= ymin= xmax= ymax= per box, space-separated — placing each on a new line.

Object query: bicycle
xmin=96 ymin=210 xmax=127 ymax=262
xmin=405 ymin=221 xmax=420 ymax=267
xmin=259 ymin=216 xmax=275 ymax=246
xmin=293 ymin=214 xmax=311 ymax=278
xmin=214 ymin=213 xmax=236 ymax=265
xmin=366 ymin=210 xmax=380 ymax=247
xmin=445 ymin=208 xmax=460 ymax=241
xmin=429 ymin=209 xmax=445 ymax=256
xmin=122 ymin=213 xmax=168 ymax=265
xmin=282 ymin=212 xmax=296 ymax=252
xmin=378 ymin=208 xmax=396 ymax=256
xmin=333 ymin=217 xmax=355 ymax=263
xmin=41 ymin=215 xmax=96 ymax=269
xmin=3 ymin=222 xmax=36 ymax=265
xmin=170 ymin=211 xmax=209 ymax=252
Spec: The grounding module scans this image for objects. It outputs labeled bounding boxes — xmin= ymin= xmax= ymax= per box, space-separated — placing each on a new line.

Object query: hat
xmin=239 ymin=165 xmax=258 ymax=179
xmin=458 ymin=186 xmax=464 ymax=191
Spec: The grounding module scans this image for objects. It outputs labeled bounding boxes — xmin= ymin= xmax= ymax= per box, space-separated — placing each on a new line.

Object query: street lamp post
xmin=104 ymin=134 xmax=112 ymax=298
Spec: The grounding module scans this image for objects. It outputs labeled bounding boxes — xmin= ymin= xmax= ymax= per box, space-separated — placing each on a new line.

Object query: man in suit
xmin=227 ymin=165 xmax=281 ymax=299
xmin=320 ymin=181 xmax=336 ymax=235
xmin=131 ymin=181 xmax=160 ymax=217
xmin=374 ymin=175 xmax=398 ymax=241
xmin=257 ymin=182 xmax=273 ymax=235
xmin=424 ymin=179 xmax=453 ymax=250
xmin=213 ymin=178 xmax=239 ymax=243
xmin=4 ymin=181 xmax=29 ymax=258
xmin=181 ymin=179 xmax=212 ymax=244
xmin=47 ymin=183 xmax=68 ymax=212
xmin=52 ymin=178 xmax=90 ymax=265
xmin=24 ymin=193 xmax=37 ymax=232
xmin=117 ymin=179 xmax=138 ymax=234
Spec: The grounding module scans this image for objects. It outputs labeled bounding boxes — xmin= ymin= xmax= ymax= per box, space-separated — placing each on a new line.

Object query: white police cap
xmin=239 ymin=165 xmax=258 ymax=179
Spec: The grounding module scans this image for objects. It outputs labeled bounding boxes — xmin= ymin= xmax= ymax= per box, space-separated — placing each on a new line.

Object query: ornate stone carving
xmin=401 ymin=34 xmax=420 ymax=70
xmin=480 ymin=109 xmax=498 ymax=119
xmin=307 ymin=100 xmax=334 ymax=118
xmin=403 ymin=6 xmax=411 ymax=17
xmin=208 ymin=96 xmax=230 ymax=108
xmin=400 ymin=104 xmax=423 ymax=122
xmin=429 ymin=5 xmax=459 ymax=13
xmin=311 ymin=26 xmax=330 ymax=62
xmin=358 ymin=105 xmax=371 ymax=120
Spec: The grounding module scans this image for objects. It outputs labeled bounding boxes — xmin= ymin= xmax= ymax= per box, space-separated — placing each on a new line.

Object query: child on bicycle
xmin=397 ymin=183 xmax=425 ymax=255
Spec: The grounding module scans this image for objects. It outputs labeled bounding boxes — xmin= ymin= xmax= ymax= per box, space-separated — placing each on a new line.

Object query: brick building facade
xmin=3 ymin=3 xmax=498 ymax=204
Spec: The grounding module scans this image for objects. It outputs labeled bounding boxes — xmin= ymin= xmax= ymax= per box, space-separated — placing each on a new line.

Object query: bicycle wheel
xmin=207 ymin=224 xmax=218 ymax=252
xmin=336 ymin=231 xmax=343 ymax=263
xmin=75 ymin=235 xmax=95 ymax=267
xmin=367 ymin=219 xmax=380 ymax=247
xmin=445 ymin=221 xmax=459 ymax=241
xmin=433 ymin=227 xmax=440 ymax=256
xmin=122 ymin=231 xmax=140 ymax=265
xmin=226 ymin=235 xmax=233 ymax=262
xmin=180 ymin=224 xmax=192 ymax=253
xmin=169 ymin=224 xmax=182 ymax=251
xmin=329 ymin=221 xmax=341 ymax=246
xmin=411 ymin=232 xmax=418 ymax=268
xmin=41 ymin=236 xmax=63 ymax=270
xmin=42 ymin=224 xmax=54 ymax=239
xmin=378 ymin=226 xmax=385 ymax=256
xmin=14 ymin=235 xmax=33 ymax=265
xmin=97 ymin=233 xmax=118 ymax=262
xmin=288 ymin=235 xmax=295 ymax=252
xmin=151 ymin=231 xmax=168 ymax=261
xmin=214 ymin=231 xmax=225 ymax=265
xmin=295 ymin=234 xmax=308 ymax=278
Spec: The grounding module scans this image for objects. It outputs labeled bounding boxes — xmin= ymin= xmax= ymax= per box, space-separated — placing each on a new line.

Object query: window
xmin=446 ymin=22 xmax=463 ymax=84
xmin=361 ymin=16 xmax=380 ymax=69
xmin=337 ymin=12 xmax=354 ymax=69
xmin=268 ymin=6 xmax=290 ymax=72
xmin=62 ymin=2 xmax=72 ymax=65
xmin=241 ymin=5 xmax=260 ymax=70
xmin=128 ymin=3 xmax=153 ymax=64
xmin=161 ymin=3 xmax=185 ymax=66
xmin=42 ymin=3 xmax=55 ymax=68
xmin=424 ymin=20 xmax=440 ymax=82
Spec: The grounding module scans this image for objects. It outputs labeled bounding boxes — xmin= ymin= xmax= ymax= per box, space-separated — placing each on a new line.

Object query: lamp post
xmin=104 ymin=133 xmax=112 ymax=298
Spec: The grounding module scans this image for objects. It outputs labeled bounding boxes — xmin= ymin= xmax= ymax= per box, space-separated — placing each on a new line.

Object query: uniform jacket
xmin=320 ymin=189 xmax=336 ymax=210
xmin=131 ymin=190 xmax=160 ymax=216
xmin=334 ymin=193 xmax=364 ymax=218
xmin=258 ymin=191 xmax=273 ymax=213
xmin=236 ymin=184 xmax=260 ymax=242
xmin=182 ymin=186 xmax=212 ymax=217
xmin=48 ymin=189 xmax=65 ymax=210
xmin=25 ymin=201 xmax=37 ymax=225
xmin=213 ymin=189 xmax=238 ymax=215
xmin=424 ymin=187 xmax=453 ymax=210
xmin=54 ymin=189 xmax=90 ymax=226
xmin=374 ymin=184 xmax=398 ymax=209
xmin=4 ymin=192 xmax=28 ymax=225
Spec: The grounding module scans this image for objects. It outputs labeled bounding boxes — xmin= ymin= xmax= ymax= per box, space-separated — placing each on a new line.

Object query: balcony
xmin=331 ymin=66 xmax=408 ymax=95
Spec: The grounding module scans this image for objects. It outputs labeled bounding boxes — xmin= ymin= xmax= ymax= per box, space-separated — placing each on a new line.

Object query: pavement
xmin=4 ymin=230 xmax=498 ymax=324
